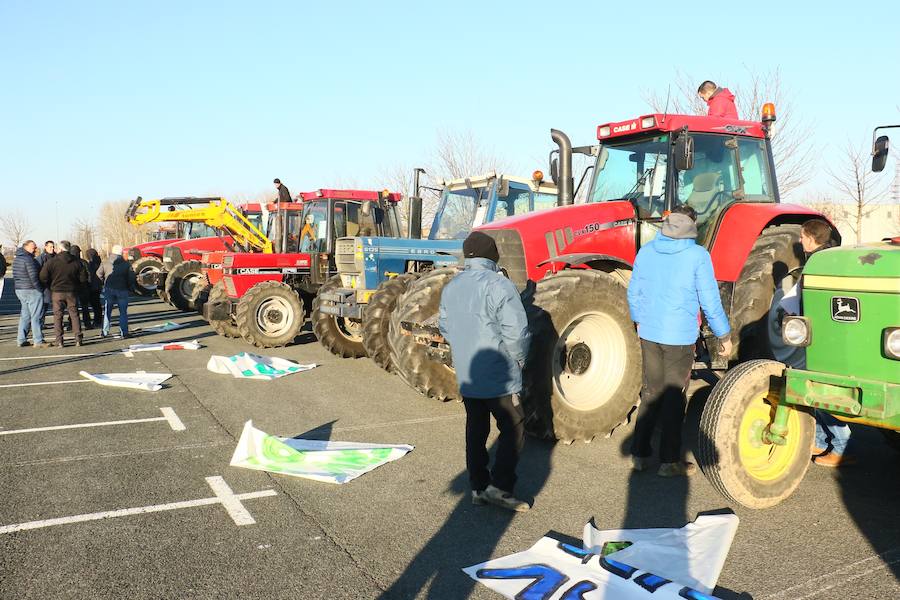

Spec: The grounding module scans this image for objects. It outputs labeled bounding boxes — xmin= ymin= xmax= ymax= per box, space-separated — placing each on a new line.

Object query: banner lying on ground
xmin=230 ymin=420 xmax=413 ymax=484
xmin=583 ymin=514 xmax=739 ymax=594
xmin=207 ymin=353 xmax=317 ymax=380
xmin=125 ymin=340 xmax=202 ymax=353
xmin=139 ymin=321 xmax=186 ymax=333
xmin=464 ymin=514 xmax=739 ymax=600
xmin=79 ymin=371 xmax=173 ymax=392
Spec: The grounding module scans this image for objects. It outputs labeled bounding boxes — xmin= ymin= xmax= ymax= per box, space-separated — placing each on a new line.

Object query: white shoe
xmin=483 ymin=485 xmax=530 ymax=512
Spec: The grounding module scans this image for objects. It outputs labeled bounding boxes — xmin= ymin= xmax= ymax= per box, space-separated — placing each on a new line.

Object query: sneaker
xmin=17 ymin=341 xmax=28 ymax=347
xmin=657 ymin=462 xmax=697 ymax=477
xmin=472 ymin=490 xmax=487 ymax=506
xmin=814 ymin=453 xmax=857 ymax=468
xmin=632 ymin=456 xmax=652 ymax=472
xmin=482 ymin=485 xmax=530 ymax=512
xmin=75 ymin=341 xmax=84 ymax=347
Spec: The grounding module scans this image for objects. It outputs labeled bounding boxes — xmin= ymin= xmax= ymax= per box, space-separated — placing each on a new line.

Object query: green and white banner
xmin=207 ymin=353 xmax=317 ymax=381
xmin=230 ymin=421 xmax=413 ymax=484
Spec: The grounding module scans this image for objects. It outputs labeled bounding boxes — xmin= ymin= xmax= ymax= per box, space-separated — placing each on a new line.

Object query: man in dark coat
xmin=12 ymin=240 xmax=49 ymax=347
xmin=97 ymin=244 xmax=136 ymax=338
xmin=274 ymin=178 xmax=291 ymax=204
xmin=37 ymin=240 xmax=56 ymax=328
xmin=39 ymin=246 xmax=88 ymax=346
xmin=85 ymin=248 xmax=103 ymax=327
xmin=70 ymin=245 xmax=94 ymax=329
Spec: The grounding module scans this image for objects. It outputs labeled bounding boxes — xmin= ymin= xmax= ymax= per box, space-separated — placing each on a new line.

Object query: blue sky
xmin=1 ymin=0 xmax=898 ymax=246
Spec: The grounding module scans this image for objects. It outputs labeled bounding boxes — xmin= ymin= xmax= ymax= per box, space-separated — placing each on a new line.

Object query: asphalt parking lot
xmin=0 ymin=279 xmax=897 ymax=599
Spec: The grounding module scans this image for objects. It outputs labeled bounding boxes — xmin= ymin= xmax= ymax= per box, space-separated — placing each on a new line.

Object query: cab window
xmin=738 ymin=138 xmax=774 ymax=200
xmin=677 ymin=135 xmax=739 ymax=237
xmin=533 ymin=192 xmax=557 ymax=211
xmin=492 ymin=186 xmax=531 ymax=221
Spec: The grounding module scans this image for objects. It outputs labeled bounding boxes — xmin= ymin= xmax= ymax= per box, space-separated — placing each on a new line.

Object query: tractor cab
xmin=587 ymin=111 xmax=776 ymax=246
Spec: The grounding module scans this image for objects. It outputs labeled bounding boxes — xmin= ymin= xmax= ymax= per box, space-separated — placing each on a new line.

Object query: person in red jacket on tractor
xmin=697 ymin=80 xmax=738 ymax=118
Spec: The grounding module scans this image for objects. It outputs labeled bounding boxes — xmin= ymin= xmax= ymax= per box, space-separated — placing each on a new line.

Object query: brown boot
xmin=814 ymin=453 xmax=857 ymax=468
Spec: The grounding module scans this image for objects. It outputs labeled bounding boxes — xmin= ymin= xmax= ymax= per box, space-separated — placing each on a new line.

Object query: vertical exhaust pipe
xmin=407 ymin=167 xmax=425 ymax=239
xmin=551 ymin=129 xmax=574 ymax=206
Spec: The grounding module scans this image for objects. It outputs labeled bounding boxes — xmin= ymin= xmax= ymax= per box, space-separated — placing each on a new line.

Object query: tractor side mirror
xmin=872 ymin=135 xmax=890 ymax=172
xmin=674 ymin=133 xmax=694 ymax=171
xmin=361 ymin=201 xmax=372 ymax=217
xmin=550 ymin=156 xmax=559 ymax=184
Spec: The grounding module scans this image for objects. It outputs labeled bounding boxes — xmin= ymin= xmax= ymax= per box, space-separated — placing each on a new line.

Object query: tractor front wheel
xmin=131 ymin=256 xmax=164 ymax=297
xmin=236 ymin=281 xmax=305 ymax=348
xmin=312 ymin=275 xmax=366 ymax=358
xmin=207 ymin=280 xmax=239 ymax=338
xmin=698 ymin=359 xmax=814 ymax=509
xmin=388 ymin=268 xmax=459 ymax=401
xmin=363 ymin=273 xmax=420 ymax=372
xmin=522 ymin=270 xmax=642 ymax=442
xmin=165 ymin=260 xmax=204 ymax=312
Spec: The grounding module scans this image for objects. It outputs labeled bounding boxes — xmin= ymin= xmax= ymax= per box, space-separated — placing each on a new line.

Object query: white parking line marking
xmin=762 ymin=547 xmax=900 ymax=599
xmin=205 ymin=476 xmax=260 ymax=525
xmin=0 ymin=407 xmax=186 ymax=436
xmin=0 ymin=380 xmax=90 ymax=389
xmin=0 ymin=476 xmax=277 ymax=534
xmin=0 ymin=351 xmax=121 ymax=361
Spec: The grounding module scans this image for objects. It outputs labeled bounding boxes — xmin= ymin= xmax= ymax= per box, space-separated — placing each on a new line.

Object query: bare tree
xmin=827 ymin=141 xmax=890 ymax=244
xmin=0 ymin=210 xmax=31 ymax=248
xmin=70 ymin=218 xmax=98 ymax=250
xmin=97 ymin=200 xmax=150 ymax=254
xmin=643 ymin=67 xmax=814 ymax=197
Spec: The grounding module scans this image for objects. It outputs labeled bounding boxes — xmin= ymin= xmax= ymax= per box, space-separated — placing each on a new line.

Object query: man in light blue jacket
xmin=439 ymin=231 xmax=531 ymax=512
xmin=627 ymin=205 xmax=732 ymax=477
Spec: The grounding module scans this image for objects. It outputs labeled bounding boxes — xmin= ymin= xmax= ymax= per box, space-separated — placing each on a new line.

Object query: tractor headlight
xmin=783 ymin=316 xmax=811 ymax=347
xmin=884 ymin=328 xmax=900 ymax=360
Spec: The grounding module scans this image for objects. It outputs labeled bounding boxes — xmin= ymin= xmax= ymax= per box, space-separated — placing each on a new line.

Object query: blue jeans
xmin=102 ymin=288 xmax=130 ymax=336
xmin=15 ymin=289 xmax=45 ymax=345
xmin=815 ymin=410 xmax=851 ymax=456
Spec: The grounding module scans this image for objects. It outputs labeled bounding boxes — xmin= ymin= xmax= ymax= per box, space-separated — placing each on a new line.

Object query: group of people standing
xmin=11 ymin=241 xmax=135 ymax=347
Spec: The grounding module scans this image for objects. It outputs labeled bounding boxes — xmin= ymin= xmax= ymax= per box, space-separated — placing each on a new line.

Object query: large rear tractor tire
xmin=698 ymin=359 xmax=814 ymax=509
xmin=522 ymin=270 xmax=642 ymax=442
xmin=165 ymin=260 xmax=204 ymax=312
xmin=731 ymin=224 xmax=803 ymax=362
xmin=236 ymin=281 xmax=305 ymax=348
xmin=131 ymin=256 xmax=164 ymax=297
xmin=208 ymin=280 xmax=239 ymax=339
xmin=389 ymin=268 xmax=460 ymax=401
xmin=363 ymin=273 xmax=420 ymax=373
xmin=312 ymin=275 xmax=366 ymax=358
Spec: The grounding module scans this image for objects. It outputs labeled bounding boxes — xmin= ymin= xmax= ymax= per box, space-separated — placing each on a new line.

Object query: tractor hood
xmin=803 ymin=242 xmax=900 ymax=280
xmin=124 ymin=239 xmax=182 ymax=259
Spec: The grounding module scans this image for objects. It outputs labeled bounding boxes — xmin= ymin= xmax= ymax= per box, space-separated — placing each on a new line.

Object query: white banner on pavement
xmin=124 ymin=340 xmax=202 ymax=353
xmin=230 ymin=420 xmax=413 ymax=484
xmin=78 ymin=371 xmax=173 ymax=392
xmin=206 ymin=353 xmax=316 ymax=380
xmin=583 ymin=514 xmax=739 ymax=595
xmin=465 ymin=514 xmax=739 ymax=600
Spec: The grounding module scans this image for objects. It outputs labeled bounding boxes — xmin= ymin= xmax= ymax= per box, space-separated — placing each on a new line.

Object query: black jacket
xmin=97 ymin=254 xmax=136 ymax=291
xmin=277 ymin=183 xmax=291 ymax=204
xmin=85 ymin=249 xmax=102 ymax=292
xmin=0 ymin=253 xmax=6 ymax=278
xmin=13 ymin=247 xmax=42 ymax=291
xmin=39 ymin=251 xmax=88 ymax=293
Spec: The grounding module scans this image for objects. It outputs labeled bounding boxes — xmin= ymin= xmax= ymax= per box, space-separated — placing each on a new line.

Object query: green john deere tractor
xmin=697 ymin=126 xmax=899 ymax=508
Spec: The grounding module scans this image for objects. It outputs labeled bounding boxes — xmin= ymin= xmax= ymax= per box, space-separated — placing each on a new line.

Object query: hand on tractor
xmin=719 ymin=337 xmax=733 ymax=357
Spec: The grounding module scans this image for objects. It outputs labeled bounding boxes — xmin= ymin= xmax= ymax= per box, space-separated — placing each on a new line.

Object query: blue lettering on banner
xmin=560 ymin=580 xmax=598 ymax=599
xmin=679 ymin=587 xmax=716 ymax=600
xmin=557 ymin=542 xmax=595 ymax=564
xmin=634 ymin=572 xmax=672 ymax=592
xmin=599 ymin=556 xmax=638 ymax=579
xmin=476 ymin=565 xmax=569 ymax=600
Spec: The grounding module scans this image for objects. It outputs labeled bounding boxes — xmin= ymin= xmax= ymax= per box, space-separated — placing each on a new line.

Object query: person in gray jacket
xmin=439 ymin=232 xmax=532 ymax=512
xmin=96 ymin=245 xmax=137 ymax=338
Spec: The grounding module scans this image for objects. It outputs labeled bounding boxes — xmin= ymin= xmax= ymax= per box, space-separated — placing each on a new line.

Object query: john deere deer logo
xmin=831 ymin=296 xmax=860 ymax=322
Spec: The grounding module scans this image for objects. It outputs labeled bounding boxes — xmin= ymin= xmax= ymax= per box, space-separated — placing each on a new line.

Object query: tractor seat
xmin=346 ymin=222 xmax=360 ymax=237
xmin=686 ymin=173 xmax=722 ymax=216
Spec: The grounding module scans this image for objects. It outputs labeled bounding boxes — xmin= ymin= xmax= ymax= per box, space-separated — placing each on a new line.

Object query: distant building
xmin=814 ymin=202 xmax=900 ymax=244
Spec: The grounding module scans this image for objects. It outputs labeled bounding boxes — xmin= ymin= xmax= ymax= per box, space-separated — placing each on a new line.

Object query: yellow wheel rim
xmin=737 ymin=391 xmax=801 ymax=482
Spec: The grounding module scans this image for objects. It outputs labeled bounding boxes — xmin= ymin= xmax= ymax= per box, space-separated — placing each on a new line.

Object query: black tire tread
xmin=131 ymin=256 xmax=164 ymax=297
xmin=312 ymin=275 xmax=366 ymax=359
xmin=165 ymin=259 xmax=203 ymax=312
xmin=236 ymin=280 xmax=305 ymax=348
xmin=363 ymin=273 xmax=420 ymax=372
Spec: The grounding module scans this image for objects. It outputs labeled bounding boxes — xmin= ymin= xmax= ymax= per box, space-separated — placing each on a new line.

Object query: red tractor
xmin=124 ymin=223 xmax=207 ymax=297
xmin=390 ymin=105 xmax=838 ymax=443
xmin=203 ymin=189 xmax=403 ymax=348
xmin=198 ymin=200 xmax=305 ymax=338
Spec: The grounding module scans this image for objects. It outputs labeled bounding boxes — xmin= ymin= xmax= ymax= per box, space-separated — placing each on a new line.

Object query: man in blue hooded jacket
xmin=627 ymin=205 xmax=732 ymax=476
xmin=439 ymin=231 xmax=531 ymax=512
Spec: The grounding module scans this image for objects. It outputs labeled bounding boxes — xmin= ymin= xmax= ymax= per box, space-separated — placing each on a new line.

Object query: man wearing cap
xmin=273 ymin=178 xmax=291 ymax=204
xmin=96 ymin=245 xmax=137 ymax=338
xmin=438 ymin=231 xmax=532 ymax=512
xmin=627 ymin=205 xmax=732 ymax=477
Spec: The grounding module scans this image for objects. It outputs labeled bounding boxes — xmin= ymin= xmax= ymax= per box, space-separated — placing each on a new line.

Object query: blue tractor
xmin=312 ymin=170 xmax=558 ymax=370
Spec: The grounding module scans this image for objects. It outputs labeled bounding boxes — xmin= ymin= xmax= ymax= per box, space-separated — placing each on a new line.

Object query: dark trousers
xmin=52 ymin=292 xmax=82 ymax=345
xmin=77 ymin=290 xmax=92 ymax=328
xmin=88 ymin=290 xmax=102 ymax=325
xmin=463 ymin=394 xmax=525 ymax=494
xmin=630 ymin=339 xmax=694 ymax=463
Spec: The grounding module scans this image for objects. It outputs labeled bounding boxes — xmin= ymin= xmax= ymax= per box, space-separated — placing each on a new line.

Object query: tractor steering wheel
xmin=696 ymin=190 xmax=730 ymax=218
